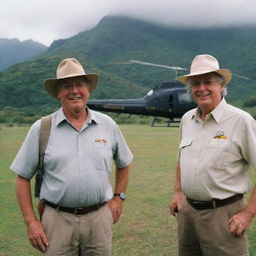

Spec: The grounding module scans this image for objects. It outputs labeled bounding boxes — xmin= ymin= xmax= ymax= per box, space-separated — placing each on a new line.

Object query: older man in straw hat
xmin=10 ymin=58 xmax=133 ymax=255
xmin=169 ymin=54 xmax=256 ymax=255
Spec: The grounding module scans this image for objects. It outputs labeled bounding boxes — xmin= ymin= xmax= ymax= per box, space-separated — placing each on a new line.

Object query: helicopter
xmin=87 ymin=59 xmax=250 ymax=126
xmin=87 ymin=80 xmax=196 ymax=126
xmin=87 ymin=59 xmax=197 ymax=126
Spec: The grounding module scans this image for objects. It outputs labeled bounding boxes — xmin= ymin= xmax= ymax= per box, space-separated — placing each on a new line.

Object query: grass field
xmin=1 ymin=124 xmax=256 ymax=256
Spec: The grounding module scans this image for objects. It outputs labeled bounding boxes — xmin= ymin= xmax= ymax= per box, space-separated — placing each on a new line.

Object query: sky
xmin=1 ymin=0 xmax=256 ymax=46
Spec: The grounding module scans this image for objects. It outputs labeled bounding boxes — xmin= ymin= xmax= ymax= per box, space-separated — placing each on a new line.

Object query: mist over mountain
xmin=0 ymin=38 xmax=47 ymax=71
xmin=46 ymin=16 xmax=256 ymax=101
xmin=1 ymin=15 xmax=256 ymax=120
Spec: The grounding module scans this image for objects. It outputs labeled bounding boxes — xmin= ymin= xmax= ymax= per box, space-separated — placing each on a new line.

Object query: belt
xmin=186 ymin=194 xmax=243 ymax=210
xmin=45 ymin=201 xmax=107 ymax=216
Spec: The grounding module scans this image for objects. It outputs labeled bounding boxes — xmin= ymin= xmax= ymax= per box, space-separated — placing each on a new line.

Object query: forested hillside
xmin=1 ymin=16 xmax=256 ymax=123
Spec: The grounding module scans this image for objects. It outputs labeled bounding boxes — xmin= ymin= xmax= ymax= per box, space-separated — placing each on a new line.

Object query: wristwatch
xmin=114 ymin=193 xmax=126 ymax=201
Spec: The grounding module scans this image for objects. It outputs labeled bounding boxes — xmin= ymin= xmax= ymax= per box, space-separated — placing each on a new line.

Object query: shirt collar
xmin=55 ymin=108 xmax=67 ymax=126
xmin=210 ymin=98 xmax=227 ymax=123
xmin=55 ymin=107 xmax=101 ymax=127
xmin=192 ymin=98 xmax=227 ymax=123
xmin=87 ymin=108 xmax=101 ymax=124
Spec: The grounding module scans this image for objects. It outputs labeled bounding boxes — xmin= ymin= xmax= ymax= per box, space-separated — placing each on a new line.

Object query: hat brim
xmin=45 ymin=73 xmax=99 ymax=99
xmin=177 ymin=69 xmax=232 ymax=87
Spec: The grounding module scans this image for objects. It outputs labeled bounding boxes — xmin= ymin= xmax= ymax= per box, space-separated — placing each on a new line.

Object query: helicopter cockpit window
xmin=178 ymin=92 xmax=193 ymax=103
xmin=146 ymin=89 xmax=153 ymax=96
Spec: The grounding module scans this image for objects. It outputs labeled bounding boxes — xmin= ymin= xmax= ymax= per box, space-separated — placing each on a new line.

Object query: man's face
xmin=190 ymin=73 xmax=224 ymax=112
xmin=57 ymin=77 xmax=90 ymax=114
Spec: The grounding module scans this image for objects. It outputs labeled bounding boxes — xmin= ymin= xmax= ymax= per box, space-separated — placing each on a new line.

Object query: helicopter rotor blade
xmin=233 ymin=73 xmax=251 ymax=80
xmin=128 ymin=59 xmax=187 ymax=71
xmin=111 ymin=61 xmax=252 ymax=81
xmin=110 ymin=59 xmax=187 ymax=71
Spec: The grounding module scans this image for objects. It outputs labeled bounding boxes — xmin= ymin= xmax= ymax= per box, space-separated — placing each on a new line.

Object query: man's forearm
xmin=15 ymin=175 xmax=37 ymax=225
xmin=173 ymin=162 xmax=182 ymax=192
xmin=169 ymin=162 xmax=184 ymax=216
xmin=107 ymin=165 xmax=130 ymax=223
xmin=15 ymin=175 xmax=49 ymax=251
xmin=244 ymin=186 xmax=256 ymax=217
xmin=114 ymin=165 xmax=130 ymax=193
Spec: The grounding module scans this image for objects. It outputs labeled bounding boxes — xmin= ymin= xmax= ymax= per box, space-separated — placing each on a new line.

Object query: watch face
xmin=114 ymin=193 xmax=126 ymax=200
xmin=120 ymin=193 xmax=126 ymax=200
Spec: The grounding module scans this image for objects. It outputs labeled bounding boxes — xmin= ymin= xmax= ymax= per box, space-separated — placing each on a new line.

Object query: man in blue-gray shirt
xmin=10 ymin=58 xmax=133 ymax=255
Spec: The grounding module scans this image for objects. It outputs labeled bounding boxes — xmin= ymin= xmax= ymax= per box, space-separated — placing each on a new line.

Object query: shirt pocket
xmin=179 ymin=138 xmax=193 ymax=161
xmin=209 ymin=138 xmax=230 ymax=148
xmin=179 ymin=138 xmax=193 ymax=149
xmin=208 ymin=138 xmax=240 ymax=169
xmin=93 ymin=142 xmax=113 ymax=172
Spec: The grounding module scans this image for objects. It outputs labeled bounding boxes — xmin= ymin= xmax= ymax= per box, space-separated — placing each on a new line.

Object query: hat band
xmin=57 ymin=72 xmax=86 ymax=80
xmin=190 ymin=67 xmax=219 ymax=75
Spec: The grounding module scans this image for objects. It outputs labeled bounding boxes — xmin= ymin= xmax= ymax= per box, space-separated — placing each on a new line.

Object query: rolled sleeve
xmin=10 ymin=120 xmax=41 ymax=179
xmin=241 ymin=116 xmax=256 ymax=167
xmin=113 ymin=125 xmax=133 ymax=168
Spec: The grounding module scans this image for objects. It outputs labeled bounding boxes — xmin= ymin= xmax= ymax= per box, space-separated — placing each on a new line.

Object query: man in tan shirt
xmin=169 ymin=54 xmax=256 ymax=256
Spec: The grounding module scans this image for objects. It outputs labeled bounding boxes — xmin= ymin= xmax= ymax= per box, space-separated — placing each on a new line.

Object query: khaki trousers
xmin=42 ymin=204 xmax=113 ymax=256
xmin=177 ymin=199 xmax=249 ymax=256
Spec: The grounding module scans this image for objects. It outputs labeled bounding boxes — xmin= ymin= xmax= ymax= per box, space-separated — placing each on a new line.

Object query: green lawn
xmin=0 ymin=124 xmax=256 ymax=255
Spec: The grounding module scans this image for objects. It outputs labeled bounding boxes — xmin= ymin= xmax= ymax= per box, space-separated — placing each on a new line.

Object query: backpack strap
xmin=34 ymin=115 xmax=52 ymax=198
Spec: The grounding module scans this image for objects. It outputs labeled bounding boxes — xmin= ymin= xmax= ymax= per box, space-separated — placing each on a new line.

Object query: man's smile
xmin=69 ymin=96 xmax=82 ymax=100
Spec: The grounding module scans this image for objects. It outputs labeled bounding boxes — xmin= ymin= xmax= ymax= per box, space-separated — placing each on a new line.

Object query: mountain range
xmin=1 ymin=15 xmax=256 ymax=118
xmin=0 ymin=38 xmax=47 ymax=71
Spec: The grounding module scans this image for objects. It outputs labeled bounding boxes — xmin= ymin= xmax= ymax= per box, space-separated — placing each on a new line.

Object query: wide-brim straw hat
xmin=177 ymin=54 xmax=232 ymax=86
xmin=45 ymin=58 xmax=99 ymax=98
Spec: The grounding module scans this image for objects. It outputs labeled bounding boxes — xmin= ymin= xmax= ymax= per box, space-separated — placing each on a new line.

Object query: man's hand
xmin=27 ymin=220 xmax=49 ymax=252
xmin=229 ymin=187 xmax=256 ymax=236
xmin=169 ymin=191 xmax=184 ymax=216
xmin=107 ymin=198 xmax=123 ymax=223
xmin=228 ymin=210 xmax=254 ymax=236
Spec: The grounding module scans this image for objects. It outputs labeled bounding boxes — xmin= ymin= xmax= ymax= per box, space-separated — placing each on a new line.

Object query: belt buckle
xmin=212 ymin=200 xmax=217 ymax=209
xmin=74 ymin=207 xmax=84 ymax=216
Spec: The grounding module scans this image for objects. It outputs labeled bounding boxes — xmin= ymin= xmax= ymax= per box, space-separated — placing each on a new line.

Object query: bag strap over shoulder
xmin=34 ymin=115 xmax=52 ymax=198
xmin=38 ymin=115 xmax=52 ymax=167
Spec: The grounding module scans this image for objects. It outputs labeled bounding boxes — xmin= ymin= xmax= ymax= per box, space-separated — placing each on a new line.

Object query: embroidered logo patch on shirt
xmin=213 ymin=131 xmax=227 ymax=139
xmin=95 ymin=138 xmax=107 ymax=143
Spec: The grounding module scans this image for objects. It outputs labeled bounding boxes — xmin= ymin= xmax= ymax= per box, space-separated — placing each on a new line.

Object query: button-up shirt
xmin=10 ymin=108 xmax=133 ymax=207
xmin=178 ymin=98 xmax=256 ymax=201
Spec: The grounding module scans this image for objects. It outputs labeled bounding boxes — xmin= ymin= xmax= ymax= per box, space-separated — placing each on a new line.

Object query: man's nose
xmin=196 ymin=82 xmax=208 ymax=90
xmin=70 ymin=84 xmax=79 ymax=92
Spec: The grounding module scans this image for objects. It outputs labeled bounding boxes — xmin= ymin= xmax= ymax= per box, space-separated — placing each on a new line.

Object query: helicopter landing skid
xmin=151 ymin=117 xmax=180 ymax=127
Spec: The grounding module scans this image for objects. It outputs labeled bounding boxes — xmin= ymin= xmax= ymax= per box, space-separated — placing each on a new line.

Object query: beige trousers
xmin=177 ymin=199 xmax=249 ymax=256
xmin=42 ymin=204 xmax=113 ymax=256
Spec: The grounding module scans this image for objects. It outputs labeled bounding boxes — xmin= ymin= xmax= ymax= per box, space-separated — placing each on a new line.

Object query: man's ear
xmin=221 ymin=83 xmax=225 ymax=92
xmin=56 ymin=84 xmax=61 ymax=99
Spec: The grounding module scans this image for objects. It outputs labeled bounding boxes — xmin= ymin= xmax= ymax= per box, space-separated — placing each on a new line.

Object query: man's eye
xmin=192 ymin=81 xmax=200 ymax=86
xmin=63 ymin=84 xmax=72 ymax=89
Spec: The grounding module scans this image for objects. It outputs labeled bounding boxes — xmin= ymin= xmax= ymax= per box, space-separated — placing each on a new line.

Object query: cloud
xmin=1 ymin=0 xmax=256 ymax=46
xmin=113 ymin=0 xmax=256 ymax=28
